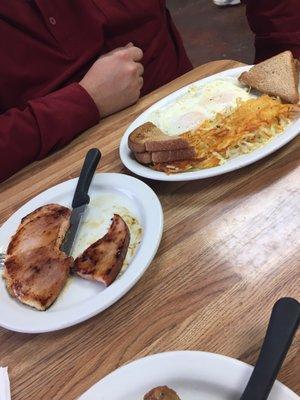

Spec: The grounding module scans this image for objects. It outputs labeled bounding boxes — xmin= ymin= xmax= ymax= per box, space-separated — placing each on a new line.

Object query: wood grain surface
xmin=0 ymin=60 xmax=299 ymax=399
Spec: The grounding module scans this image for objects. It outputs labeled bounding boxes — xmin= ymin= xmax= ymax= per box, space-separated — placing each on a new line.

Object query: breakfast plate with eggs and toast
xmin=120 ymin=51 xmax=300 ymax=181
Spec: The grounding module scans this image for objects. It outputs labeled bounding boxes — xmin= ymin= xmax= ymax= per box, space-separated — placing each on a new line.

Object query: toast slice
xmin=134 ymin=151 xmax=152 ymax=164
xmin=134 ymin=148 xmax=196 ymax=164
xmin=129 ymin=122 xmax=196 ymax=165
xmin=128 ymin=122 xmax=191 ymax=153
xmin=239 ymin=51 xmax=299 ymax=104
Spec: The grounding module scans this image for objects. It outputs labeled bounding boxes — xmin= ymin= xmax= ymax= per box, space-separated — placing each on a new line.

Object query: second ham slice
xmin=73 ymin=214 xmax=130 ymax=286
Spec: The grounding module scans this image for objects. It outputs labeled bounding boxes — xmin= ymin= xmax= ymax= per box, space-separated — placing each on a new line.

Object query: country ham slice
xmin=73 ymin=214 xmax=130 ymax=286
xmin=3 ymin=204 xmax=72 ymax=310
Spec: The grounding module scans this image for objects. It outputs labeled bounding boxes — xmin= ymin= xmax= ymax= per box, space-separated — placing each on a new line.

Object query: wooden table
xmin=0 ymin=60 xmax=299 ymax=399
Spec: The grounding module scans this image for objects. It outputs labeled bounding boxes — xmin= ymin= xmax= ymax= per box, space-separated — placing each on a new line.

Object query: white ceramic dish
xmin=120 ymin=66 xmax=300 ymax=181
xmin=79 ymin=351 xmax=299 ymax=400
xmin=0 ymin=173 xmax=163 ymax=333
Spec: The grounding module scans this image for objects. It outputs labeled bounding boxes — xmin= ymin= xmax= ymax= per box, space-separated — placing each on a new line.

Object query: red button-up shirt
xmin=245 ymin=0 xmax=300 ymax=62
xmin=0 ymin=0 xmax=192 ymax=182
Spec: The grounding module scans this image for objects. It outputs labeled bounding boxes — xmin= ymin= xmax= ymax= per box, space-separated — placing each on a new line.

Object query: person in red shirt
xmin=244 ymin=0 xmax=300 ymax=62
xmin=0 ymin=1 xmax=192 ymax=182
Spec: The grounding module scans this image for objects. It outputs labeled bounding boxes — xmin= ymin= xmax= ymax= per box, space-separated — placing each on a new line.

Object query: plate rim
xmin=79 ymin=350 xmax=299 ymax=399
xmin=0 ymin=172 xmax=164 ymax=333
xmin=119 ymin=65 xmax=300 ymax=181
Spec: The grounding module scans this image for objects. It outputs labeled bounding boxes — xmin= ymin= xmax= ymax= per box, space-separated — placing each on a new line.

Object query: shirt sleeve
xmin=0 ymin=83 xmax=100 ymax=182
xmin=245 ymin=0 xmax=300 ymax=62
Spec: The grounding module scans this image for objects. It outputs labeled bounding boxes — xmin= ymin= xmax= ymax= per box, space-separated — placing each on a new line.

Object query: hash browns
xmin=154 ymin=95 xmax=299 ymax=173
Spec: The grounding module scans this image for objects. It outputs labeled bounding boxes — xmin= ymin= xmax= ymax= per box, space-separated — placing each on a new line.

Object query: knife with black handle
xmin=61 ymin=148 xmax=101 ymax=256
xmin=240 ymin=297 xmax=300 ymax=400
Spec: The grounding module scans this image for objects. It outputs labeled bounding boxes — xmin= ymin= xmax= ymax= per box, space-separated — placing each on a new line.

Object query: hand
xmin=79 ymin=43 xmax=144 ymax=117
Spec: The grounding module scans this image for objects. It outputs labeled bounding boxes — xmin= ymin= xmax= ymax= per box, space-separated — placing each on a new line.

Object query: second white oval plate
xmin=79 ymin=351 xmax=299 ymax=400
xmin=120 ymin=66 xmax=300 ymax=181
xmin=0 ymin=173 xmax=163 ymax=333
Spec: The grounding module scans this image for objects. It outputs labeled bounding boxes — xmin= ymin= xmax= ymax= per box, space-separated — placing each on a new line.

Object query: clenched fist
xmin=79 ymin=43 xmax=144 ymax=117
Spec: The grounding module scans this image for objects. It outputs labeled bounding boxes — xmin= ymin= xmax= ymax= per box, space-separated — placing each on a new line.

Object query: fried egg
xmin=149 ymin=78 xmax=256 ymax=136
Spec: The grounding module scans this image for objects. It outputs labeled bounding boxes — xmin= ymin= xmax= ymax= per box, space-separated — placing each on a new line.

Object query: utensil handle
xmin=240 ymin=297 xmax=300 ymax=400
xmin=72 ymin=148 xmax=101 ymax=208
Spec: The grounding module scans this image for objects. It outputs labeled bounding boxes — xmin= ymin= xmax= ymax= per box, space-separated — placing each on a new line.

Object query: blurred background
xmin=167 ymin=0 xmax=254 ymax=66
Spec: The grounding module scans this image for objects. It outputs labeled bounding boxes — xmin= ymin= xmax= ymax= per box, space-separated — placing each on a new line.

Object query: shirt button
xmin=49 ymin=17 xmax=56 ymax=25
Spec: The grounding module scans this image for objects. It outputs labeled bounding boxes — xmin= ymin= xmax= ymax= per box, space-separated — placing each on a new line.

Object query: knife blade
xmin=61 ymin=148 xmax=101 ymax=256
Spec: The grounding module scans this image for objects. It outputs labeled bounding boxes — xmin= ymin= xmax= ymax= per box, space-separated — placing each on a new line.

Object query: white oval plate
xmin=0 ymin=173 xmax=163 ymax=333
xmin=79 ymin=351 xmax=299 ymax=399
xmin=120 ymin=66 xmax=300 ymax=181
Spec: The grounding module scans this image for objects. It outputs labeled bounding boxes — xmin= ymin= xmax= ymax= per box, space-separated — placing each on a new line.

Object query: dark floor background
xmin=167 ymin=0 xmax=254 ymax=67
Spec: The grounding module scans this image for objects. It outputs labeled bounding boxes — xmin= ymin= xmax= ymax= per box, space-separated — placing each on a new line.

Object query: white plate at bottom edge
xmin=79 ymin=351 xmax=299 ymax=399
xmin=0 ymin=173 xmax=163 ymax=333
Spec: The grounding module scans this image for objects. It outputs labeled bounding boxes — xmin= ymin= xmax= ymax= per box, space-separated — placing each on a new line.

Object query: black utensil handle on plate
xmin=72 ymin=148 xmax=101 ymax=208
xmin=240 ymin=297 xmax=300 ymax=400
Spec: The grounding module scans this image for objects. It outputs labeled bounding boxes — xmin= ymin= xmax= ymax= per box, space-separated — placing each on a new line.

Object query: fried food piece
xmin=7 ymin=204 xmax=71 ymax=255
xmin=4 ymin=247 xmax=72 ymax=310
xmin=144 ymin=386 xmax=181 ymax=400
xmin=74 ymin=214 xmax=130 ymax=286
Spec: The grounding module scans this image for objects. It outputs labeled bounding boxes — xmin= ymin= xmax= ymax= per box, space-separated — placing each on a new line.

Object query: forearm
xmin=0 ymin=83 xmax=99 ymax=182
